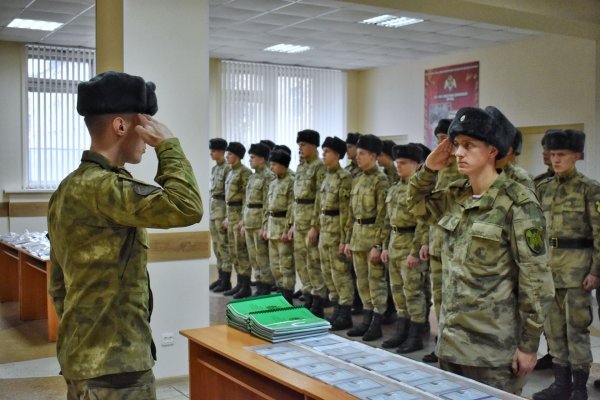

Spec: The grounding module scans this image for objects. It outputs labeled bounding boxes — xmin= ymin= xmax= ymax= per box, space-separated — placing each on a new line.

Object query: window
xmin=221 ymin=61 xmax=346 ymax=168
xmin=25 ymin=44 xmax=95 ymax=189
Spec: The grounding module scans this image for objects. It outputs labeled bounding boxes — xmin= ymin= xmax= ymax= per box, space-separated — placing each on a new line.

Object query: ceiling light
xmin=7 ymin=18 xmax=63 ymax=31
xmin=360 ymin=15 xmax=423 ymax=28
xmin=264 ymin=44 xmax=310 ymax=54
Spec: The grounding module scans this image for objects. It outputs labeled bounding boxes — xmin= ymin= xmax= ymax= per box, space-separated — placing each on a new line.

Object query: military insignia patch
xmin=596 ymin=201 xmax=600 ymax=214
xmin=525 ymin=228 xmax=545 ymax=254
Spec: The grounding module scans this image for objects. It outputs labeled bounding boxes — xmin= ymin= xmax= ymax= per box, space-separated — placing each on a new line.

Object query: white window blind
xmin=25 ymin=44 xmax=95 ymax=189
xmin=221 ymin=61 xmax=346 ymax=168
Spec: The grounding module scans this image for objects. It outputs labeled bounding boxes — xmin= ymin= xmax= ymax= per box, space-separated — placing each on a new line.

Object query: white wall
xmin=123 ymin=0 xmax=210 ymax=379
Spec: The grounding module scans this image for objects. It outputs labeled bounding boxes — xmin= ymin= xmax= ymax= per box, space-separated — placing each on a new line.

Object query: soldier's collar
xmin=556 ymin=167 xmax=577 ymax=182
xmin=326 ymin=163 xmax=341 ymax=172
xmin=460 ymin=175 xmax=504 ymax=210
xmin=231 ymin=160 xmax=242 ymax=169
xmin=216 ymin=159 xmax=225 ymax=165
xmin=81 ymin=150 xmax=125 ymax=174
xmin=363 ymin=165 xmax=379 ymax=174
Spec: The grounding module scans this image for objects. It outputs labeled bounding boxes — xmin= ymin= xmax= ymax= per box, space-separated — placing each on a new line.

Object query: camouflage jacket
xmin=316 ymin=164 xmax=352 ymax=246
xmin=383 ymin=163 xmax=400 ymax=185
xmin=266 ymin=170 xmax=294 ymax=240
xmin=345 ymin=159 xmax=361 ymax=179
xmin=48 ymin=138 xmax=202 ymax=380
xmin=209 ymin=159 xmax=230 ymax=221
xmin=533 ymin=168 xmax=555 ymax=187
xmin=537 ymin=168 xmax=600 ymax=287
xmin=382 ymin=177 xmax=422 ymax=256
xmin=504 ymin=162 xmax=536 ymax=193
xmin=429 ymin=160 xmax=462 ymax=257
xmin=225 ymin=160 xmax=251 ymax=223
xmin=408 ymin=166 xmax=554 ymax=367
xmin=349 ymin=165 xmax=389 ymax=251
xmin=292 ymin=155 xmax=326 ymax=230
xmin=242 ymin=166 xmax=275 ymax=230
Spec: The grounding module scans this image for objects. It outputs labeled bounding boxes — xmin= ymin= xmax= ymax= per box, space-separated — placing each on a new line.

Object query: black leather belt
xmin=392 ymin=226 xmax=416 ymax=233
xmin=296 ymin=198 xmax=315 ymax=205
xmin=549 ymin=238 xmax=593 ymax=249
xmin=354 ymin=217 xmax=376 ymax=225
xmin=321 ymin=209 xmax=340 ymax=216
xmin=212 ymin=195 xmax=225 ymax=200
xmin=269 ymin=211 xmax=287 ymax=218
xmin=227 ymin=201 xmax=242 ymax=207
xmin=247 ymin=203 xmax=263 ymax=208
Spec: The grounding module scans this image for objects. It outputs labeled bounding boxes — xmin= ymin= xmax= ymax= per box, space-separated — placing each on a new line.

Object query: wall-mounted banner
xmin=424 ymin=61 xmax=479 ymax=148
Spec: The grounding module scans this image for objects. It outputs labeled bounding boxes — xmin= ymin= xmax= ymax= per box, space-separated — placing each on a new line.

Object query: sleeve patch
xmin=525 ymin=228 xmax=545 ymax=255
xmin=133 ymin=182 xmax=160 ymax=196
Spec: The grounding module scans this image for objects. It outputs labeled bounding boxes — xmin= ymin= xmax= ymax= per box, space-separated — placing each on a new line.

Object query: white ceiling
xmin=0 ymin=0 xmax=542 ymax=70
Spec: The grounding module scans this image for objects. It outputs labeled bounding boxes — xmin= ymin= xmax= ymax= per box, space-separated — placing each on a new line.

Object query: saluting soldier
xmin=289 ymin=130 xmax=327 ymax=316
xmin=208 ymin=138 xmax=232 ymax=292
xmin=408 ymin=107 xmax=554 ymax=394
xmin=533 ymin=129 xmax=600 ymax=400
xmin=242 ymin=143 xmax=275 ymax=296
xmin=316 ymin=136 xmax=353 ymax=329
xmin=343 ymin=134 xmax=390 ymax=341
xmin=223 ymin=142 xmax=253 ymax=299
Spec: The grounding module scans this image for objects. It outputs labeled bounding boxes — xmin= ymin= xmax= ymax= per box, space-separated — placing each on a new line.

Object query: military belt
xmin=354 ymin=217 xmax=376 ymax=225
xmin=392 ymin=225 xmax=416 ymax=233
xmin=321 ymin=209 xmax=340 ymax=216
xmin=296 ymin=198 xmax=315 ymax=205
xmin=247 ymin=203 xmax=263 ymax=208
xmin=549 ymin=237 xmax=593 ymax=249
xmin=211 ymin=195 xmax=225 ymax=201
xmin=227 ymin=201 xmax=243 ymax=207
xmin=269 ymin=211 xmax=287 ymax=218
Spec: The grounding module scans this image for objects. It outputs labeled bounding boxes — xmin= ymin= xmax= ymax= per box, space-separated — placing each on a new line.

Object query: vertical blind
xmin=26 ymin=44 xmax=95 ymax=189
xmin=221 ymin=61 xmax=346 ymax=168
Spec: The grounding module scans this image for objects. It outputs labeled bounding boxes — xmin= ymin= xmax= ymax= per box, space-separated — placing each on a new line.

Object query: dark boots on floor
xmin=362 ymin=312 xmax=383 ymax=341
xmin=422 ymin=336 xmax=438 ymax=363
xmin=382 ymin=294 xmax=397 ymax=325
xmin=209 ymin=270 xmax=222 ymax=290
xmin=252 ymin=282 xmax=271 ymax=296
xmin=382 ymin=317 xmax=409 ymax=349
xmin=279 ymin=288 xmax=294 ymax=305
xmin=351 ymin=292 xmax=363 ymax=315
xmin=396 ymin=321 xmax=424 ymax=354
xmin=532 ymin=364 xmax=573 ymax=400
xmin=535 ymin=353 xmax=554 ymax=370
xmin=326 ymin=302 xmax=339 ymax=323
xmin=303 ymin=293 xmax=314 ymax=310
xmin=213 ymin=271 xmax=231 ymax=293
xmin=570 ymin=368 xmax=589 ymax=400
xmin=310 ymin=295 xmax=325 ymax=318
xmin=232 ymin=275 xmax=252 ymax=299
xmin=347 ymin=310 xmax=373 ymax=337
xmin=330 ymin=305 xmax=353 ymax=331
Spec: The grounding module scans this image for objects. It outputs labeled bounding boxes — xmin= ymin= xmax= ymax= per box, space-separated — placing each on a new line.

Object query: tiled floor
xmin=1 ymin=265 xmax=600 ymax=399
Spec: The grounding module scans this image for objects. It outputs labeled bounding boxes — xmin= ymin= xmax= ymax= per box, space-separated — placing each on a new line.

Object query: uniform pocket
xmin=466 ymin=222 xmax=505 ymax=276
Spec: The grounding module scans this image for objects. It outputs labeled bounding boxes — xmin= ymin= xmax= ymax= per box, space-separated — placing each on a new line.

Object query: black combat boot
xmin=279 ymin=288 xmax=294 ymax=305
xmin=326 ymin=302 xmax=339 ymax=323
xmin=351 ymin=290 xmax=363 ymax=315
xmin=397 ymin=321 xmax=425 ymax=354
xmin=331 ymin=305 xmax=353 ymax=331
xmin=223 ymin=274 xmax=241 ymax=296
xmin=381 ymin=317 xmax=409 ymax=349
xmin=293 ymin=289 xmax=302 ymax=299
xmin=209 ymin=270 xmax=222 ymax=290
xmin=422 ymin=336 xmax=438 ymax=363
xmin=310 ymin=295 xmax=325 ymax=318
xmin=532 ymin=364 xmax=573 ymax=400
xmin=214 ymin=271 xmax=232 ymax=293
xmin=251 ymin=282 xmax=267 ymax=296
xmin=362 ymin=312 xmax=383 ymax=341
xmin=570 ymin=368 xmax=589 ymax=400
xmin=233 ymin=275 xmax=252 ymax=299
xmin=382 ymin=293 xmax=397 ymax=325
xmin=595 ymin=378 xmax=600 ymax=389
xmin=535 ymin=353 xmax=554 ymax=370
xmin=347 ymin=310 xmax=373 ymax=337
xmin=303 ymin=293 xmax=314 ymax=310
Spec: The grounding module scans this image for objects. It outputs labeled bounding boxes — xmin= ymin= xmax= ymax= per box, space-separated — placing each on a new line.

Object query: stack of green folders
xmin=226 ymin=294 xmax=331 ymax=342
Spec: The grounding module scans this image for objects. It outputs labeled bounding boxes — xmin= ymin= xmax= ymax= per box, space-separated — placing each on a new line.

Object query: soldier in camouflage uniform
xmin=533 ymin=129 xmax=600 ymax=400
xmin=408 ymin=107 xmax=554 ymax=394
xmin=264 ymin=149 xmax=295 ymax=304
xmin=380 ymin=144 xmax=427 ymax=354
xmin=316 ymin=136 xmax=353 ymax=330
xmin=533 ymin=134 xmax=555 ymax=186
xmin=223 ymin=142 xmax=253 ymax=299
xmin=47 ymin=71 xmax=203 ymax=399
xmin=208 ymin=138 xmax=232 ymax=292
xmin=242 ymin=143 xmax=275 ymax=296
xmin=345 ymin=132 xmax=363 ymax=315
xmin=289 ymin=130 xmax=327 ymax=316
xmin=343 ymin=134 xmax=390 ymax=341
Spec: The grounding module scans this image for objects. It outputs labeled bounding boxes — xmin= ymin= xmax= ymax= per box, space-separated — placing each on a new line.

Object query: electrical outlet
xmin=161 ymin=332 xmax=174 ymax=347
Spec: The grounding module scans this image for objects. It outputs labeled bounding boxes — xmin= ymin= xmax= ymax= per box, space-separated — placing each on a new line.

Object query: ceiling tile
xmin=248 ymin=12 xmax=306 ymax=26
xmin=209 ymin=5 xmax=260 ymax=20
xmin=273 ymin=2 xmax=338 ymax=18
xmin=226 ymin=0 xmax=292 ymax=13
xmin=19 ymin=9 xmax=72 ymax=23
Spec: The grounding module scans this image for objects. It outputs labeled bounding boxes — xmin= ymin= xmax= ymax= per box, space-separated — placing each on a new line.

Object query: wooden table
xmin=180 ymin=325 xmax=359 ymax=400
xmin=0 ymin=241 xmax=19 ymax=302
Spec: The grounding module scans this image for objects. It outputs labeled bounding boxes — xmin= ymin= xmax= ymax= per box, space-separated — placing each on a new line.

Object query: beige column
xmin=95 ymin=0 xmax=123 ymax=72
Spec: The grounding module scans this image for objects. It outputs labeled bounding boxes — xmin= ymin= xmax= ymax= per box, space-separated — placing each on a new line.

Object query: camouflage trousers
xmin=226 ymin=210 xmax=251 ymax=277
xmin=269 ymin=239 xmax=295 ymax=290
xmin=65 ymin=369 xmax=156 ymax=400
xmin=209 ymin=217 xmax=231 ymax=273
xmin=388 ymin=247 xmax=426 ymax=323
xmin=352 ymin=250 xmax=388 ymax=314
xmin=244 ymin=228 xmax=273 ymax=284
xmin=319 ymin=244 xmax=354 ymax=306
xmin=545 ymin=287 xmax=593 ymax=369
xmin=429 ymin=254 xmax=442 ymax=321
xmin=439 ymin=359 xmax=524 ymax=395
xmin=293 ymin=228 xmax=326 ymax=297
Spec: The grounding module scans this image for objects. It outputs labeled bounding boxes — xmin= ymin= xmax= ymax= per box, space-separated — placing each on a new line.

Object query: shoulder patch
xmin=133 ymin=182 xmax=160 ymax=196
xmin=525 ymin=227 xmax=545 ymax=255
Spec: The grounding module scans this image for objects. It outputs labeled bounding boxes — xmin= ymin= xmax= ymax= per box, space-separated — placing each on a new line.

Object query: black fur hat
xmin=77 ymin=71 xmax=158 ymax=116
xmin=269 ymin=149 xmax=291 ymax=168
xmin=322 ymin=136 xmax=347 ymax=158
xmin=393 ymin=144 xmax=423 ymax=163
xmin=357 ymin=134 xmax=383 ymax=155
xmin=381 ymin=140 xmax=396 ymax=159
xmin=296 ymin=129 xmax=320 ymax=146
xmin=416 ymin=143 xmax=431 ymax=162
xmin=249 ymin=143 xmax=270 ymax=159
xmin=449 ymin=107 xmax=508 ymax=159
xmin=260 ymin=139 xmax=275 ymax=150
xmin=346 ymin=132 xmax=361 ymax=145
xmin=513 ymin=129 xmax=523 ymax=156
xmin=209 ymin=138 xmax=227 ymax=150
xmin=544 ymin=129 xmax=585 ymax=153
xmin=226 ymin=142 xmax=246 ymax=159
xmin=434 ymin=119 xmax=452 ymax=136
xmin=273 ymin=144 xmax=292 ymax=155
xmin=485 ymin=106 xmax=516 ymax=159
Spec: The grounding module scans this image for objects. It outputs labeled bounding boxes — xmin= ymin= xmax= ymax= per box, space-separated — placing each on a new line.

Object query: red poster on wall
xmin=424 ymin=61 xmax=479 ymax=148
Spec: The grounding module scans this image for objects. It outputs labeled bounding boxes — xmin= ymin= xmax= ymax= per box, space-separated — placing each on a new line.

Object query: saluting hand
xmin=425 ymin=138 xmax=455 ymax=171
xmin=135 ymin=114 xmax=174 ymax=147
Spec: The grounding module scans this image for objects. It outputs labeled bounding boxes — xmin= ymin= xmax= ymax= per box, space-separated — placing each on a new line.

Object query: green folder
xmin=226 ymin=293 xmax=292 ymax=332
xmin=248 ymin=306 xmax=331 ymax=342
